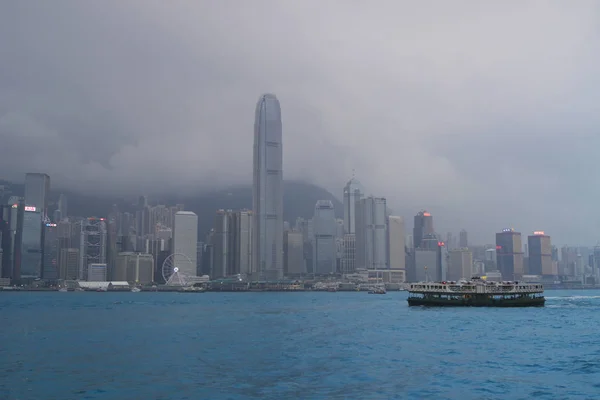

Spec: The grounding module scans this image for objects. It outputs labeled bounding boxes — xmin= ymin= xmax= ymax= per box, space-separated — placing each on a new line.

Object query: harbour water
xmin=1 ymin=290 xmax=600 ymax=399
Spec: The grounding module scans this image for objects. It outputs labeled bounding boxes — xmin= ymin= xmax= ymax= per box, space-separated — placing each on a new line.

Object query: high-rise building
xmin=341 ymin=234 xmax=356 ymax=274
xmin=24 ymin=173 xmax=50 ymax=219
xmin=114 ymin=252 xmax=154 ymax=284
xmin=313 ymin=200 xmax=337 ymax=275
xmin=448 ymin=249 xmax=473 ymax=281
xmin=77 ymin=218 xmax=107 ymax=280
xmin=387 ymin=216 xmax=406 ymax=282
xmin=252 ymin=93 xmax=283 ymax=280
xmin=59 ymin=248 xmax=79 ymax=280
xmin=212 ymin=209 xmax=232 ymax=279
xmin=20 ymin=206 xmax=43 ymax=280
xmin=528 ymin=231 xmax=554 ymax=276
xmin=233 ymin=210 xmax=253 ymax=277
xmin=413 ymin=211 xmax=434 ymax=249
xmin=459 ymin=229 xmax=468 ymax=248
xmin=355 ymin=197 xmax=388 ymax=271
xmin=42 ymin=222 xmax=58 ymax=279
xmin=211 ymin=209 xmax=253 ymax=279
xmin=343 ymin=177 xmax=364 ymax=234
xmin=173 ymin=211 xmax=198 ymax=277
xmin=284 ymin=230 xmax=305 ymax=276
xmin=413 ymin=248 xmax=438 ymax=282
xmin=411 ymin=242 xmax=447 ymax=282
xmin=58 ymin=194 xmax=67 ymax=220
xmin=496 ymin=229 xmax=524 ymax=280
xmin=0 ymin=204 xmax=16 ymax=279
xmin=12 ymin=200 xmax=25 ymax=281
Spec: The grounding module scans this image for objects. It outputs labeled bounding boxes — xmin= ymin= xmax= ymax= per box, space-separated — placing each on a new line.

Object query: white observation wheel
xmin=162 ymin=253 xmax=194 ymax=286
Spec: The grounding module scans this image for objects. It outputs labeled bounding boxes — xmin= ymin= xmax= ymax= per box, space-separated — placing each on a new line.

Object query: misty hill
xmin=0 ymin=180 xmax=343 ymax=237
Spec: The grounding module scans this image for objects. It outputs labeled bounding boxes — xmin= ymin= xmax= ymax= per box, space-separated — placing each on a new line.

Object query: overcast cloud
xmin=1 ymin=1 xmax=600 ymax=244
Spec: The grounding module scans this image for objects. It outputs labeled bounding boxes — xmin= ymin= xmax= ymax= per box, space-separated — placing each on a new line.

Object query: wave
xmin=545 ymin=296 xmax=600 ymax=300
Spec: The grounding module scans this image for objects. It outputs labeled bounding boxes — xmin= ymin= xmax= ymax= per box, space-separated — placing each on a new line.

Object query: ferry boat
xmin=407 ymin=277 xmax=545 ymax=307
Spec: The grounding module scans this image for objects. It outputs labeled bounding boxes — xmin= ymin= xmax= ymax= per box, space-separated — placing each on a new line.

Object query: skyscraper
xmin=42 ymin=222 xmax=58 ymax=279
xmin=528 ymin=231 xmax=554 ymax=276
xmin=413 ymin=211 xmax=434 ymax=249
xmin=355 ymin=197 xmax=388 ymax=271
xmin=24 ymin=173 xmax=50 ymax=219
xmin=173 ymin=211 xmax=198 ymax=277
xmin=77 ymin=218 xmax=107 ymax=280
xmin=448 ymin=248 xmax=473 ymax=281
xmin=343 ymin=177 xmax=364 ymax=234
xmin=459 ymin=229 xmax=468 ymax=248
xmin=387 ymin=215 xmax=406 ymax=282
xmin=284 ymin=230 xmax=305 ymax=276
xmin=252 ymin=94 xmax=283 ymax=280
xmin=57 ymin=193 xmax=68 ymax=221
xmin=496 ymin=229 xmax=524 ymax=280
xmin=313 ymin=200 xmax=337 ymax=275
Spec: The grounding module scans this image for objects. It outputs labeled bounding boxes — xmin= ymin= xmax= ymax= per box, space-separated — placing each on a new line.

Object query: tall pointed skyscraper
xmin=252 ymin=94 xmax=283 ymax=280
xmin=343 ymin=176 xmax=364 ymax=234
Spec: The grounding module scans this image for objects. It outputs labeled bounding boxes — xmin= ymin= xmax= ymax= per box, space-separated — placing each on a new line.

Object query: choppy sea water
xmin=1 ymin=290 xmax=600 ymax=399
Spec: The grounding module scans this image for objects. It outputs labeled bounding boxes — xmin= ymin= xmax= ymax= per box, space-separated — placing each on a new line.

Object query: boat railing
xmin=408 ymin=283 xmax=544 ymax=294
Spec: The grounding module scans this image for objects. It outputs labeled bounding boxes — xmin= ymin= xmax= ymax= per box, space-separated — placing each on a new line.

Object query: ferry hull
xmin=407 ymin=296 xmax=545 ymax=307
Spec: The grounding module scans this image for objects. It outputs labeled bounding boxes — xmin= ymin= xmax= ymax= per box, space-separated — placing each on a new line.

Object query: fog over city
xmin=1 ymin=1 xmax=600 ymax=244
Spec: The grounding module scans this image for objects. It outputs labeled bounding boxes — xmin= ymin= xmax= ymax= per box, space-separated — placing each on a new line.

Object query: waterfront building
xmin=76 ymin=218 xmax=107 ymax=280
xmin=173 ymin=211 xmax=198 ymax=277
xmin=388 ymin=215 xmax=406 ymax=283
xmin=114 ymin=252 xmax=154 ymax=284
xmin=312 ymin=200 xmax=337 ymax=275
xmin=87 ymin=263 xmax=107 ymax=282
xmin=211 ymin=209 xmax=253 ymax=279
xmin=252 ymin=93 xmax=283 ymax=280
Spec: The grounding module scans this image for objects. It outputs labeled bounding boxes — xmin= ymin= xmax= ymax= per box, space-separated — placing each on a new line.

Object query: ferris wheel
xmin=162 ymin=253 xmax=194 ymax=286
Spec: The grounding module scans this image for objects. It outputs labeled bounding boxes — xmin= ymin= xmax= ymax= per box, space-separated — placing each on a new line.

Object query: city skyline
xmin=5 ymin=168 xmax=600 ymax=286
xmin=2 ymin=3 xmax=600 ymax=245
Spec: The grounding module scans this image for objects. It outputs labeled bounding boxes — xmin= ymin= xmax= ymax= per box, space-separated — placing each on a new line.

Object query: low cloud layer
xmin=1 ymin=1 xmax=600 ymax=244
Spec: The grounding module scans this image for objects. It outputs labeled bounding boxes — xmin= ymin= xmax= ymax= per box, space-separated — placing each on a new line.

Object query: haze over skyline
xmin=1 ymin=1 xmax=600 ymax=244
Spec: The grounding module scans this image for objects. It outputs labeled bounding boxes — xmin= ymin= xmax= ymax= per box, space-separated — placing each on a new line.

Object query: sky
xmin=1 ymin=1 xmax=600 ymax=245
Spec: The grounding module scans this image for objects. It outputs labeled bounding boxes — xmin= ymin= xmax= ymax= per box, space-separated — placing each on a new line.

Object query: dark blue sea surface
xmin=1 ymin=290 xmax=600 ymax=399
